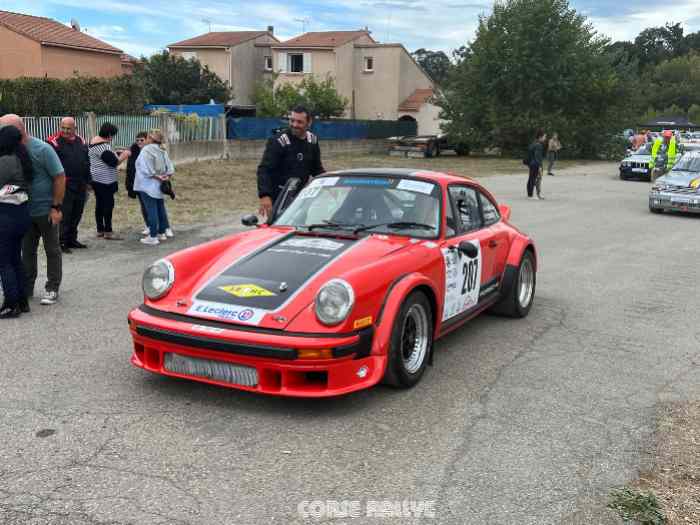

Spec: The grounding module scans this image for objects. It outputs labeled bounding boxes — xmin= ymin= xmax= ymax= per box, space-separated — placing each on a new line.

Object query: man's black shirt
xmin=257 ymin=129 xmax=324 ymax=201
xmin=47 ymin=135 xmax=90 ymax=191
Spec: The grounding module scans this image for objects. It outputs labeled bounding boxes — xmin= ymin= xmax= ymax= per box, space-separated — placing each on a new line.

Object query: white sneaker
xmin=140 ymin=236 xmax=160 ymax=246
xmin=157 ymin=233 xmax=167 ymax=241
xmin=537 ymin=194 xmax=545 ymax=200
xmin=40 ymin=290 xmax=58 ymax=305
xmin=141 ymin=226 xmax=150 ymax=236
xmin=528 ymin=195 xmax=536 ymax=200
xmin=165 ymin=228 xmax=174 ymax=238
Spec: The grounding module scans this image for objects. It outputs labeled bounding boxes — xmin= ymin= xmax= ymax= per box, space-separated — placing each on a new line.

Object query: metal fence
xmin=21 ymin=113 xmax=225 ymax=147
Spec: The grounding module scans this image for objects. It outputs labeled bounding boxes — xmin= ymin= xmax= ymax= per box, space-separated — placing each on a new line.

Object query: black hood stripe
xmin=194 ymin=234 xmax=360 ymax=311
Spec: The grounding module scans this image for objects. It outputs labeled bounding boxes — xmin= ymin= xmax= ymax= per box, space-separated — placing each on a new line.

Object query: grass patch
xmin=609 ymin=401 xmax=700 ymax=525
xmin=78 ymin=154 xmax=590 ymax=233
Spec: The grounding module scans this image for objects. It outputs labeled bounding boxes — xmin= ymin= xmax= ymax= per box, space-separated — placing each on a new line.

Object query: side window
xmin=445 ymin=196 xmax=457 ymax=237
xmin=479 ymin=192 xmax=500 ymax=226
xmin=449 ymin=186 xmax=483 ymax=233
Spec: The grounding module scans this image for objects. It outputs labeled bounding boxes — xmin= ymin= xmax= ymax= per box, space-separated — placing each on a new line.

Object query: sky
xmin=4 ymin=0 xmax=700 ymax=58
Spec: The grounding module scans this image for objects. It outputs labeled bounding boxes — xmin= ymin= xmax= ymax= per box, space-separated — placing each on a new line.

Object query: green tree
xmin=639 ymin=52 xmax=700 ymax=113
xmin=633 ymin=23 xmax=686 ymax=68
xmin=137 ymin=51 xmax=231 ymax=104
xmin=253 ymin=75 xmax=347 ymax=118
xmin=412 ymin=48 xmax=452 ymax=84
xmin=688 ymin=104 xmax=700 ymax=124
xmin=439 ymin=0 xmax=635 ymax=157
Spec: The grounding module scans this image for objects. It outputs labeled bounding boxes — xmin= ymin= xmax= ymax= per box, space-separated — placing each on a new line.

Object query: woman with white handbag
xmin=0 ymin=126 xmax=33 ymax=318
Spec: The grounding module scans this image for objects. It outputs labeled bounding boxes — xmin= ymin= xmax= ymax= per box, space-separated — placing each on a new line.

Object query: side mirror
xmin=241 ymin=214 xmax=259 ymax=227
xmin=498 ymin=204 xmax=511 ymax=221
xmin=458 ymin=240 xmax=478 ymax=258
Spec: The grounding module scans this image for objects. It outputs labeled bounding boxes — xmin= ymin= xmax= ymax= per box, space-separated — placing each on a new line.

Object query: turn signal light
xmin=297 ymin=348 xmax=333 ymax=360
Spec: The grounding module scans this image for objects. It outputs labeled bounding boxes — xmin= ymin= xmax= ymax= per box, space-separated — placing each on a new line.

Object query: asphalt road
xmin=1 ymin=162 xmax=699 ymax=525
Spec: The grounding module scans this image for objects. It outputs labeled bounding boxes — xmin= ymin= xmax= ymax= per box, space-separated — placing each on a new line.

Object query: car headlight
xmin=142 ymin=259 xmax=175 ymax=300
xmin=315 ymin=279 xmax=354 ymax=326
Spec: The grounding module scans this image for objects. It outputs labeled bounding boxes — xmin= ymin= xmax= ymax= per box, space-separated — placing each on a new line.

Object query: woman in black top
xmin=0 ymin=126 xmax=33 ymax=318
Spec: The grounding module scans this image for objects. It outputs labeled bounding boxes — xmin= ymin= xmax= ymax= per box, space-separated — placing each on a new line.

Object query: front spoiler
xmin=128 ymin=306 xmax=385 ymax=397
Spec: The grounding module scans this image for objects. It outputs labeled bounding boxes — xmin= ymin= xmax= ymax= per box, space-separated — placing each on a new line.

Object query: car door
xmin=440 ymin=185 xmax=496 ymax=323
xmin=478 ymin=191 xmax=509 ymax=283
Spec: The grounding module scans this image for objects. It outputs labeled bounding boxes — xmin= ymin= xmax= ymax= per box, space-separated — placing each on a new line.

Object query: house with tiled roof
xmin=272 ymin=30 xmax=441 ymax=132
xmin=0 ymin=10 xmax=124 ymax=79
xmin=168 ymin=28 xmax=279 ymax=107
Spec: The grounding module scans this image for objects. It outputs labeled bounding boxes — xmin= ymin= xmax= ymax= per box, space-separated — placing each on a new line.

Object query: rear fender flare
xmin=500 ymin=238 xmax=537 ymax=296
xmin=372 ymin=273 xmax=439 ymax=358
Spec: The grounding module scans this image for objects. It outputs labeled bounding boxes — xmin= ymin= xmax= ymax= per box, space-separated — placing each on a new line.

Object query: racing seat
xmin=331 ymin=188 xmax=394 ymax=224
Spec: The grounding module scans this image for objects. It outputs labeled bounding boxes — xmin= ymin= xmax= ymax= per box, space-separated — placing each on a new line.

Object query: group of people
xmin=526 ymin=130 xmax=562 ymax=199
xmin=0 ymin=113 xmax=175 ymax=318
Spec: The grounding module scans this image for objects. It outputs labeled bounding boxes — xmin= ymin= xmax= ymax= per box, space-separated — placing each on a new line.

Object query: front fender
xmin=371 ymin=272 xmax=440 ymax=358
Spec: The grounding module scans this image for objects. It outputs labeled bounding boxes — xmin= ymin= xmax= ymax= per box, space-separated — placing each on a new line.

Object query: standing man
xmin=47 ymin=117 xmax=90 ymax=253
xmin=0 ymin=114 xmax=65 ymax=306
xmin=650 ymin=130 xmax=677 ymax=182
xmin=526 ymin=129 xmax=547 ymax=200
xmin=546 ymin=132 xmax=562 ymax=176
xmin=257 ymin=105 xmax=324 ymax=218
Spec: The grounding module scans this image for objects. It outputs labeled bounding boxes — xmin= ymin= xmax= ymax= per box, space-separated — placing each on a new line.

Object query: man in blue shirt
xmin=0 ymin=114 xmax=65 ymax=306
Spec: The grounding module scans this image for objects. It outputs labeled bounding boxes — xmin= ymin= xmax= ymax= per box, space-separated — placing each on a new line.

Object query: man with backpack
xmin=526 ymin=129 xmax=547 ymax=200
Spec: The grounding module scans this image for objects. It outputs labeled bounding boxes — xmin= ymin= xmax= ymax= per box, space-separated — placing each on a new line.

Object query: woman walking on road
xmin=0 ymin=126 xmax=33 ymax=318
xmin=134 ymin=130 xmax=175 ymax=246
xmin=547 ymin=133 xmax=561 ymax=176
xmin=89 ymin=122 xmax=129 ymax=240
xmin=125 ymin=131 xmax=149 ymax=235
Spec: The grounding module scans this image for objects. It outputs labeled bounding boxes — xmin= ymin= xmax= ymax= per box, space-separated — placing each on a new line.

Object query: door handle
xmin=488 ymin=240 xmax=499 ymax=248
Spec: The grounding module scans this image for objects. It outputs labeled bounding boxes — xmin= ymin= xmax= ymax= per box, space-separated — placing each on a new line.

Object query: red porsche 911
xmin=128 ymin=169 xmax=537 ymax=397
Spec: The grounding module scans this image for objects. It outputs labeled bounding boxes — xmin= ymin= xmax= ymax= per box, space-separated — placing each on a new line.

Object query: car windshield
xmin=634 ymin=143 xmax=652 ymax=155
xmin=672 ymin=155 xmax=700 ymax=173
xmin=275 ymin=175 xmax=441 ymax=238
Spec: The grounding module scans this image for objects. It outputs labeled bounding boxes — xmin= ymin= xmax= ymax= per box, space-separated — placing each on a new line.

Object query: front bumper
xmin=128 ymin=305 xmax=386 ymax=397
xmin=620 ymin=165 xmax=651 ymax=179
xmin=649 ymin=191 xmax=700 ymax=213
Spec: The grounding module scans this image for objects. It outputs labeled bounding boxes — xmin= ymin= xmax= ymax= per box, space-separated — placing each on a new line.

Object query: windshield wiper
xmin=353 ymin=222 xmax=435 ymax=234
xmin=306 ymin=220 xmax=361 ymax=231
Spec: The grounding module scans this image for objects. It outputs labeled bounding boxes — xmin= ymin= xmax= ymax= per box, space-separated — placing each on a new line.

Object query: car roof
xmin=321 ymin=168 xmax=475 ymax=185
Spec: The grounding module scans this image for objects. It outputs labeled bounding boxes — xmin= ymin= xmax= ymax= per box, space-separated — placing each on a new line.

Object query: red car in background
xmin=128 ymin=169 xmax=537 ymax=397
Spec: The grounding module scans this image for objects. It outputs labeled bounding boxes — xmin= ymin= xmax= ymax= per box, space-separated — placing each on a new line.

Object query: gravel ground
xmin=0 ymin=160 xmax=698 ymax=524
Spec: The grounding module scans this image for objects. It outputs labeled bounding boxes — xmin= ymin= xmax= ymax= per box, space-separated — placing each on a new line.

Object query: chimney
xmin=267 ymin=25 xmax=274 ymax=34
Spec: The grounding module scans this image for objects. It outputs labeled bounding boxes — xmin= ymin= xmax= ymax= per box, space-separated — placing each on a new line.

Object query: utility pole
xmin=202 ymin=18 xmax=212 ymax=32
xmin=294 ymin=17 xmax=310 ymax=33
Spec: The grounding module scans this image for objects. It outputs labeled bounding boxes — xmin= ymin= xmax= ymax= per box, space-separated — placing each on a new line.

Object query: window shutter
xmin=279 ymin=52 xmax=287 ymax=73
xmin=303 ymin=52 xmax=312 ymax=74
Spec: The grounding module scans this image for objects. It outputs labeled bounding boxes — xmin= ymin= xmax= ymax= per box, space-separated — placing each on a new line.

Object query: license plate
xmin=164 ymin=353 xmax=258 ymax=386
xmin=407 ymin=151 xmax=426 ymax=158
xmin=632 ymin=167 xmax=647 ymax=173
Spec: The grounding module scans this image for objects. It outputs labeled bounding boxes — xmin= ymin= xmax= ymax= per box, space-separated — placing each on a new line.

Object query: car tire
xmin=382 ymin=291 xmax=433 ymax=388
xmin=619 ymin=172 xmax=627 ymax=180
xmin=426 ymin=142 xmax=435 ymax=158
xmin=435 ymin=144 xmax=441 ymax=157
xmin=649 ymin=204 xmax=663 ymax=214
xmin=491 ymin=251 xmax=536 ymax=318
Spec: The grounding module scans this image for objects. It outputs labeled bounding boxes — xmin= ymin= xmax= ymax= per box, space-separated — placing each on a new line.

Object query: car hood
xmin=623 ymin=155 xmax=651 ymax=163
xmin=154 ymin=228 xmax=415 ymax=331
xmin=656 ymin=170 xmax=700 ymax=188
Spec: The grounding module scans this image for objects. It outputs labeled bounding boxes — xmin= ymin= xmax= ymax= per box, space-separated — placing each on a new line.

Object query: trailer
xmin=386 ymin=133 xmax=469 ymax=158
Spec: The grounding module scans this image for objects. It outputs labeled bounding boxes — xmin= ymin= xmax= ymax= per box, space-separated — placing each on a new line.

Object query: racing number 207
xmin=461 ymin=259 xmax=478 ymax=294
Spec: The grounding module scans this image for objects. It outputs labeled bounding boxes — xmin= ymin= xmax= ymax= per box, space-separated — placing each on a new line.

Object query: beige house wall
xmin=352 ymin=47 xmax=400 ymax=120
xmin=333 ymin=43 xmax=355 ymax=117
xmin=399 ymin=102 xmax=443 ymax=135
xmin=398 ymin=49 xmax=432 ymax=107
xmin=0 ymin=26 xmax=42 ymax=78
xmin=171 ymin=48 xmax=231 ymax=86
xmin=41 ymin=46 xmax=122 ymax=79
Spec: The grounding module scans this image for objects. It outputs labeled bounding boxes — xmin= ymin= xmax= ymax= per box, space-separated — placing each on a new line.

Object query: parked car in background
xmin=649 ymin=151 xmax=700 ymax=214
xmin=387 ymin=134 xmax=469 ymax=158
xmin=620 ymin=143 xmax=653 ymax=180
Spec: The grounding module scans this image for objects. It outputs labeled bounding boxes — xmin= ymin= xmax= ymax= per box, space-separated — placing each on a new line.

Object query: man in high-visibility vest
xmin=650 ymin=130 xmax=677 ymax=181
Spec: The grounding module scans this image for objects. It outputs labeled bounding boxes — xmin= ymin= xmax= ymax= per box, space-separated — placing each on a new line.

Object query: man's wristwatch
xmin=51 ymin=204 xmax=62 ymax=212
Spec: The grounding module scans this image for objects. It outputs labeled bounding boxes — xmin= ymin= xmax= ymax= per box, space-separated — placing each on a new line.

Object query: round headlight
xmin=142 ymin=259 xmax=175 ymax=300
xmin=315 ymin=279 xmax=354 ymax=326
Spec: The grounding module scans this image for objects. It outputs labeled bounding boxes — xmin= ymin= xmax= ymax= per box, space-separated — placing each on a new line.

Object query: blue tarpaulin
xmin=227 ymin=117 xmax=403 ymax=140
xmin=145 ymin=104 xmax=225 ymax=117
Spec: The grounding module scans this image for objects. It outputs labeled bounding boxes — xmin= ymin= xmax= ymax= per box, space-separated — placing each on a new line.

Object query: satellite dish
xmin=70 ymin=18 xmax=81 ymax=31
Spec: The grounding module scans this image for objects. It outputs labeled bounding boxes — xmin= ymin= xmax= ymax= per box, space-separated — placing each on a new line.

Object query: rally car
xmin=128 ymin=169 xmax=537 ymax=397
xmin=620 ymin=143 xmax=653 ymax=180
xmin=649 ymin=151 xmax=700 ymax=214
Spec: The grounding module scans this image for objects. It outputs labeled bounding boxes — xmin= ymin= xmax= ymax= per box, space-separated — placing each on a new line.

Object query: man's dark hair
xmin=0 ymin=126 xmax=33 ymax=181
xmin=136 ymin=131 xmax=148 ymax=139
xmin=535 ymin=128 xmax=545 ymax=140
xmin=290 ymin=105 xmax=312 ymax=121
xmin=99 ymin=122 xmax=118 ymax=138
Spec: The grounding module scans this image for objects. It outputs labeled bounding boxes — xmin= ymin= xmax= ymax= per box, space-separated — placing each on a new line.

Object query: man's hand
xmin=49 ymin=209 xmax=63 ymax=226
xmin=258 ymin=196 xmax=273 ymax=218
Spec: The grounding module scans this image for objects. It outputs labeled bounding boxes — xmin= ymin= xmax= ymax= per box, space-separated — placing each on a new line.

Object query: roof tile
xmin=168 ymin=31 xmax=275 ymax=48
xmin=276 ymin=31 xmax=374 ymax=48
xmin=0 ymin=10 xmax=122 ymax=54
xmin=398 ymin=88 xmax=434 ymax=112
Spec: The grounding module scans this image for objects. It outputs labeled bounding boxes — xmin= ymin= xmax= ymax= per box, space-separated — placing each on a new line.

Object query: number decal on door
xmin=442 ymin=241 xmax=482 ymax=321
